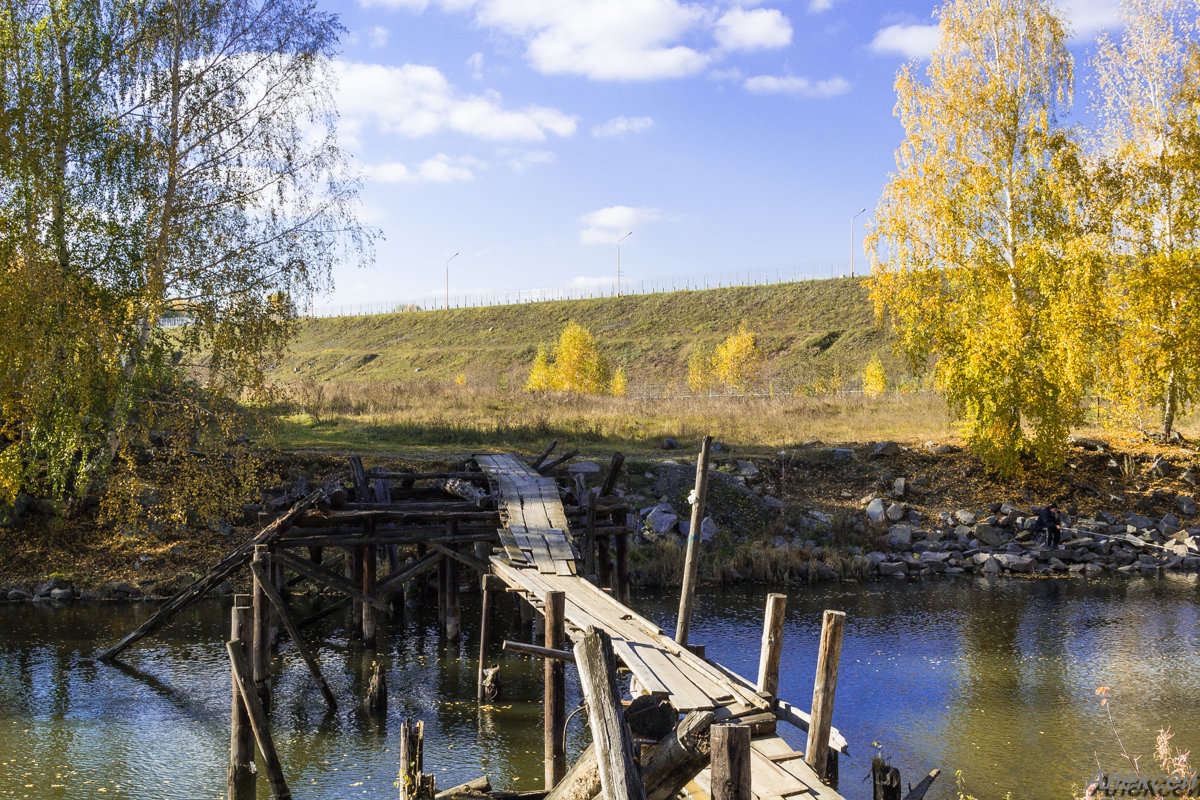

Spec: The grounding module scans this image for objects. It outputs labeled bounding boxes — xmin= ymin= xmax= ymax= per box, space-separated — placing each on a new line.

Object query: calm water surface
xmin=1 ymin=575 xmax=1197 ymax=800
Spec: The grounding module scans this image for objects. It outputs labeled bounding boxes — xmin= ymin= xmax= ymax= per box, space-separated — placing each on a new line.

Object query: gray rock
xmin=832 ymin=448 xmax=854 ymax=461
xmin=995 ymin=553 xmax=1034 ymax=573
xmin=35 ymin=577 xmax=68 ymax=597
xmin=974 ymin=524 xmax=1005 ymax=547
xmin=736 ymin=460 xmax=760 ymax=479
xmin=1178 ymin=495 xmax=1198 ymax=516
xmin=763 ymin=495 xmax=785 ymax=512
xmin=661 ymin=438 xmax=680 ymax=450
xmin=888 ymin=524 xmax=914 ymax=545
xmin=893 ymin=477 xmax=907 ymax=497
xmin=1084 ymin=562 xmax=1104 ymax=576
xmin=645 ymin=504 xmax=680 ymax=537
xmin=105 ymin=581 xmax=138 ymax=596
xmin=49 ymin=587 xmax=75 ymax=601
xmin=878 ymin=560 xmax=908 ymax=576
xmin=1182 ymin=470 xmax=1198 ymax=487
xmin=886 ymin=503 xmax=906 ymax=522
xmin=1070 ymin=436 xmax=1107 ymax=451
xmin=954 ymin=510 xmax=977 ymax=526
xmin=980 ymin=556 xmax=1001 ymax=574
xmin=1126 ymin=513 xmax=1156 ymax=530
xmin=6 ymin=589 xmax=31 ymax=600
xmin=873 ymin=441 xmax=901 ymax=456
xmin=866 ymin=498 xmax=887 ymax=525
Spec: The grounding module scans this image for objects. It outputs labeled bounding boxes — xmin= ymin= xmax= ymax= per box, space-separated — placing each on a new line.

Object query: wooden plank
xmin=746 ymin=748 xmax=808 ymax=797
xmin=574 ymin=627 xmax=646 ymax=800
xmin=611 ymin=639 xmax=671 ymax=697
xmin=634 ymin=646 xmax=720 ymax=711
xmin=497 ymin=529 xmax=527 ymax=563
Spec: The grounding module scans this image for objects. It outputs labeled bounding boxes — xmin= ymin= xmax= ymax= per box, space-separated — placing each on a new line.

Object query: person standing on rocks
xmin=1034 ymin=502 xmax=1062 ymax=549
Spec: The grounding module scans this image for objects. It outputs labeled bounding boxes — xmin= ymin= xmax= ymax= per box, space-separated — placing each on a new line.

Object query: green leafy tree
xmin=866 ymin=0 xmax=1103 ymax=474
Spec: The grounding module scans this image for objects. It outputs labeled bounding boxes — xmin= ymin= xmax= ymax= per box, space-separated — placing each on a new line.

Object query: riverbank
xmin=2 ymin=432 xmax=1198 ymax=599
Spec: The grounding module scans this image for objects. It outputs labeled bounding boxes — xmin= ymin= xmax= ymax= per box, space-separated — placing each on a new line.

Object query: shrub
xmin=526 ymin=321 xmax=623 ymax=396
xmin=862 ymin=355 xmax=887 ymax=397
xmin=712 ymin=323 xmax=761 ymax=394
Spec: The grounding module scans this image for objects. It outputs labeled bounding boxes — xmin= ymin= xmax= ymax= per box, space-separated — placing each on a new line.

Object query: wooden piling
xmin=227 ymin=638 xmax=291 ymax=800
xmin=675 ymin=435 xmax=713 ymax=646
xmin=756 ymin=593 xmax=787 ymax=707
xmin=710 ymin=724 xmax=751 ymax=800
xmin=573 ymin=627 xmax=645 ymax=800
xmin=228 ymin=597 xmax=255 ymax=800
xmin=805 ymin=609 xmax=846 ymax=781
xmin=614 ymin=532 xmax=630 ymax=606
xmin=249 ymin=560 xmax=338 ymax=711
xmin=437 ymin=550 xmax=449 ymax=630
xmin=365 ymin=661 xmax=387 ymax=715
xmin=871 ymin=758 xmax=901 ymax=800
xmin=252 ymin=545 xmax=271 ymax=710
xmin=477 ymin=574 xmax=501 ymax=701
xmin=446 ymin=554 xmax=461 ymax=640
xmin=399 ymin=718 xmax=435 ymax=800
xmin=348 ymin=546 xmax=363 ymax=640
xmin=544 ymin=591 xmax=566 ymax=790
xmin=596 ymin=533 xmax=612 ymax=590
xmin=584 ymin=492 xmax=597 ymax=578
xmin=363 ymin=540 xmax=378 ymax=648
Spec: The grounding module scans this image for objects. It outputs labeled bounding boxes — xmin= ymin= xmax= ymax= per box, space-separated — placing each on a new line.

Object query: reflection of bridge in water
xmin=96 ymin=444 xmax=916 ymax=800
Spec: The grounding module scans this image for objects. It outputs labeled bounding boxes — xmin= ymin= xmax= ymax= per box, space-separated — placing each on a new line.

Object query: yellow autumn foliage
xmin=526 ymin=322 xmax=623 ymax=396
xmin=862 ymin=355 xmax=887 ymax=397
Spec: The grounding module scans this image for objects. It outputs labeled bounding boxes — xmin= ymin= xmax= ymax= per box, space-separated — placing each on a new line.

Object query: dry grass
xmin=270 ymin=379 xmax=954 ymax=456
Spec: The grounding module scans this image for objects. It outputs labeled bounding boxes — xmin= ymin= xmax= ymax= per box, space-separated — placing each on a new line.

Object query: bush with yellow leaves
xmin=861 ymin=355 xmax=887 ymax=397
xmin=688 ymin=323 xmax=762 ymax=395
xmin=526 ymin=321 xmax=623 ymax=395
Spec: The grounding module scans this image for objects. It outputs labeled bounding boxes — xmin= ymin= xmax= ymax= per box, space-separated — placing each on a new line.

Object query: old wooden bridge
xmin=96 ymin=442 xmax=927 ymax=800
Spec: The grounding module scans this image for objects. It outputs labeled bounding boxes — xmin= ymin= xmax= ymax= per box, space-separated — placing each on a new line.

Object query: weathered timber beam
xmin=502 ymin=640 xmax=576 ymax=662
xmin=428 ymin=541 xmax=490 ymax=574
xmin=227 ymin=638 xmax=292 ymax=799
xmin=341 ymin=501 xmax=484 ymax=513
xmin=297 ymin=509 xmax=500 ymax=526
xmin=97 ymin=489 xmax=325 ymax=662
xmin=599 ymin=453 xmax=625 ymax=498
xmin=272 ymin=549 xmax=389 ymax=613
xmin=530 ymin=441 xmax=559 ymax=470
xmin=376 ymin=471 xmax=489 ymax=482
xmin=249 ymin=560 xmax=338 ymax=710
xmin=902 ymin=769 xmax=941 ymax=800
xmin=574 ymin=627 xmax=645 ymax=800
xmin=538 ymin=450 xmax=579 ymax=474
xmin=435 ymin=777 xmax=492 ymax=799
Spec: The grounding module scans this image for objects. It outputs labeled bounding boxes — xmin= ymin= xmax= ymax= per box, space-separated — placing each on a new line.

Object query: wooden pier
xmin=94 ymin=443 xmax=920 ymax=800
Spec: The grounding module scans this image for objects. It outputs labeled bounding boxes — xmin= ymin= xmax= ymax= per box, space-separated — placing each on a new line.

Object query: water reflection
xmin=0 ymin=576 xmax=1197 ymax=800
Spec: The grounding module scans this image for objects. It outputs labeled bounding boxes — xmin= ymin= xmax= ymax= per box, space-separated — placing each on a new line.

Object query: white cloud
xmin=869 ymin=23 xmax=939 ymax=59
xmin=808 ymin=0 xmax=833 ymax=11
xmin=592 ymin=116 xmax=656 ymax=138
xmin=508 ymin=150 xmax=556 ymax=172
xmin=743 ymin=74 xmax=851 ymax=96
xmin=466 ymin=52 xmax=484 ymax=79
xmin=714 ymin=8 xmax=792 ymax=51
xmin=334 ymin=61 xmax=578 ymax=142
xmin=1054 ymin=0 xmax=1121 ymax=37
xmin=365 ymin=153 xmax=479 ymax=184
xmin=369 ymin=26 xmax=390 ymax=48
xmin=472 ymin=0 xmax=710 ymax=81
xmin=579 ymin=205 xmax=661 ymax=245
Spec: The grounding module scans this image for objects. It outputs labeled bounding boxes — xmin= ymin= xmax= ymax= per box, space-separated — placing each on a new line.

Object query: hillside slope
xmin=273 ymin=277 xmax=902 ymax=392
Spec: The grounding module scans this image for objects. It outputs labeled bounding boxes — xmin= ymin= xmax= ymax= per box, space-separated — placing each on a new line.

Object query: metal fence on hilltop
xmin=304 ymin=260 xmax=861 ymax=319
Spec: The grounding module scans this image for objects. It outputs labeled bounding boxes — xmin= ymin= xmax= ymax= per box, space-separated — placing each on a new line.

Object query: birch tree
xmin=866 ymin=0 xmax=1103 ymax=474
xmin=0 ymin=0 xmax=371 ymax=512
xmin=1092 ymin=0 xmax=1200 ymax=438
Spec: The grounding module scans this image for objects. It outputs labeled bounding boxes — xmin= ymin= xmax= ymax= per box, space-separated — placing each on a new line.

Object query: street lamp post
xmin=445 ymin=252 xmax=459 ymax=311
xmin=850 ymin=208 xmax=866 ymax=278
xmin=617 ymin=232 xmax=632 ymax=297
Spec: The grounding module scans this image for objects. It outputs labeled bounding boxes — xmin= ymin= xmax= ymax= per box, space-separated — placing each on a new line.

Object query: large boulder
xmin=866 ymin=498 xmax=887 ymax=525
xmin=886 ymin=503 xmax=907 ymax=522
xmin=954 ymin=509 xmax=977 ymax=526
xmin=974 ymin=524 xmax=1005 ymax=547
xmin=873 ymin=441 xmax=901 ymax=457
xmin=645 ymin=505 xmax=679 ymax=537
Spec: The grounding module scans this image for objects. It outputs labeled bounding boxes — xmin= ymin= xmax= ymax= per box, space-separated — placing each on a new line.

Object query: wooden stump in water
xmin=871 ymin=757 xmax=901 ymax=800
xmin=399 ymin=719 xmax=436 ymax=800
xmin=365 ymin=662 xmax=387 ymax=715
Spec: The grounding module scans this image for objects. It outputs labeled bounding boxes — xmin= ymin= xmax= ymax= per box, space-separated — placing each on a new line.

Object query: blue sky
xmin=318 ymin=0 xmax=1124 ymax=309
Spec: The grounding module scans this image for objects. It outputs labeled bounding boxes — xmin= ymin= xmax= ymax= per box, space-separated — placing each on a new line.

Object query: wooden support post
xmin=756 ymin=593 xmax=787 ymax=708
xmin=642 ymin=709 xmax=715 ymax=800
xmin=227 ymin=638 xmax=292 ymax=800
xmin=229 ymin=597 xmax=255 ymax=800
xmin=710 ymin=724 xmax=750 ymax=800
xmin=573 ymin=627 xmax=645 ymax=800
xmin=598 ymin=452 xmax=625 ymax=498
xmin=531 ymin=440 xmax=559 ymax=470
xmin=252 ymin=545 xmax=271 ymax=711
xmin=478 ymin=574 xmax=502 ymax=702
xmin=584 ymin=493 xmax=597 ymax=578
xmin=365 ymin=661 xmax=387 ymax=715
xmin=596 ymin=534 xmax=612 ymax=590
xmin=871 ymin=758 xmax=901 ymax=800
xmin=675 ymin=435 xmax=712 ymax=646
xmin=805 ymin=609 xmax=846 ymax=781
xmin=446 ymin=554 xmax=461 ymax=640
xmin=249 ymin=561 xmax=338 ymax=711
xmin=437 ymin=540 xmax=449 ymax=630
xmin=348 ymin=546 xmax=363 ymax=640
xmin=544 ymin=591 xmax=566 ymax=790
xmin=614 ymin=531 xmax=630 ymax=606
xmin=363 ymin=539 xmax=378 ymax=648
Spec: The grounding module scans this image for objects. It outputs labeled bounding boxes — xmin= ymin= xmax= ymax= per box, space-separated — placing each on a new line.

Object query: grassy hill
xmin=272 ymin=277 xmax=903 ymax=393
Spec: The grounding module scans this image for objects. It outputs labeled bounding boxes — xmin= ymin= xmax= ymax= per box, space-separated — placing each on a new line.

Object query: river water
xmin=1 ymin=575 xmax=1197 ymax=800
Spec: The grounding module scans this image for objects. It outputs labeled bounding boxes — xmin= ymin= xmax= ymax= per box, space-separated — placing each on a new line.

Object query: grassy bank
xmin=275 ymin=277 xmax=899 ymax=393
